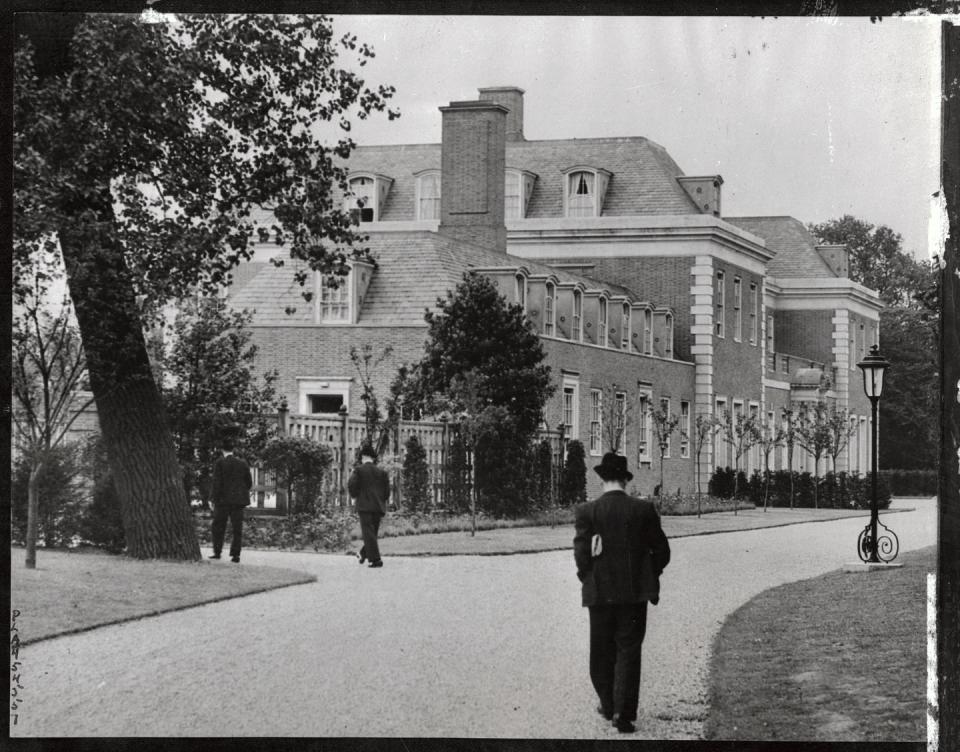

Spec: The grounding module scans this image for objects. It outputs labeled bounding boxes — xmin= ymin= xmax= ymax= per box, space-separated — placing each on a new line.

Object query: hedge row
xmin=878 ymin=469 xmax=937 ymax=496
xmin=710 ymin=468 xmax=892 ymax=510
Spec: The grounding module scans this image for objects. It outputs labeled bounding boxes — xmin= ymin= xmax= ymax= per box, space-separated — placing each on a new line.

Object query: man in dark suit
xmin=209 ymin=438 xmax=253 ymax=563
xmin=348 ymin=444 xmax=390 ymax=568
xmin=573 ymin=452 xmax=671 ymax=734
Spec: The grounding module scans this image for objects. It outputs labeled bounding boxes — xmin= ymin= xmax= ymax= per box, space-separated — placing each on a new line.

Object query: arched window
xmin=567 ymin=171 xmax=595 ymax=217
xmin=544 ymin=282 xmax=555 ymax=336
xmin=643 ymin=308 xmax=653 ymax=355
xmin=572 ymin=290 xmax=583 ymax=342
xmin=598 ymin=296 xmax=608 ymax=347
xmin=515 ymin=274 xmax=527 ymax=312
xmin=621 ymin=303 xmax=631 ymax=350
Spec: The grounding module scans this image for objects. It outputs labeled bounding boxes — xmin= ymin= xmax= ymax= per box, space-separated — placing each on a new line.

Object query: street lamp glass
xmin=857 ymin=344 xmax=890 ymax=400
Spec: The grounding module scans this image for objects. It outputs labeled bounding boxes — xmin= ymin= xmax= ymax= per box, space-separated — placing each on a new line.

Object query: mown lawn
xmin=705 ymin=545 xmax=935 ymax=742
xmin=10 ymin=547 xmax=315 ymax=644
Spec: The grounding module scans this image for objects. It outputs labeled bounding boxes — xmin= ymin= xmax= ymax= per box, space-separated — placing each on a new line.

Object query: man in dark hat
xmin=209 ymin=437 xmax=253 ymax=563
xmin=348 ymin=443 xmax=391 ymax=568
xmin=573 ymin=452 xmax=671 ymax=733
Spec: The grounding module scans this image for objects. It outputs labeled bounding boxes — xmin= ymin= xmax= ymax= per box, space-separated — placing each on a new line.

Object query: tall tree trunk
xmin=59 ymin=212 xmax=199 ymax=561
xmin=25 ymin=461 xmax=42 ymax=569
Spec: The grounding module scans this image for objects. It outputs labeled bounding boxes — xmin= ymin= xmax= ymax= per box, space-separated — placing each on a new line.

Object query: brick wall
xmin=540 ymin=338 xmax=696 ymax=498
xmin=774 ymin=309 xmax=834 ymax=365
xmin=543 ymin=256 xmax=695 ymax=359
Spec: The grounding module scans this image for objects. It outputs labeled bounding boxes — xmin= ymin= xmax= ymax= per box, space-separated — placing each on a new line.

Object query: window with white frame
xmin=317 ymin=272 xmax=351 ymax=322
xmin=767 ymin=410 xmax=776 ymax=469
xmin=416 ymin=171 xmax=441 ymax=220
xmin=598 ymin=297 xmax=608 ymax=347
xmin=347 ymin=176 xmax=376 ymax=222
xmin=516 ymin=274 xmax=527 ymax=312
xmin=590 ymin=389 xmax=603 ymax=455
xmin=749 ymin=282 xmax=758 ymax=345
xmin=680 ymin=400 xmax=691 ymax=458
xmin=664 ymin=313 xmax=674 ymax=358
xmin=504 ymin=170 xmax=535 ymax=219
xmin=637 ymin=389 xmax=652 ymax=463
xmin=715 ymin=271 xmax=725 ymax=337
xmin=733 ymin=277 xmax=742 ymax=341
xmin=614 ymin=391 xmax=627 ymax=454
xmin=748 ymin=403 xmax=759 ymax=474
xmin=715 ymin=397 xmax=728 ymax=468
xmin=767 ymin=314 xmax=775 ymax=355
xmin=660 ymin=398 xmax=672 ymax=458
xmin=562 ymin=379 xmax=579 ymax=439
xmin=572 ymin=290 xmax=583 ymax=341
xmin=544 ymin=282 xmax=555 ymax=336
xmin=644 ymin=308 xmax=653 ymax=354
xmin=621 ymin=303 xmax=631 ymax=350
xmin=567 ymin=171 xmax=596 ymax=217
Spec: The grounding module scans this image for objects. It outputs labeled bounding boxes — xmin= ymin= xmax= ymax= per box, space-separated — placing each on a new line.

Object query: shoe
xmin=596 ymin=704 xmax=613 ymax=721
xmin=231 ymin=556 xmax=240 ymax=563
xmin=357 ymin=551 xmax=366 ymax=565
xmin=614 ymin=718 xmax=636 ymax=734
xmin=208 ymin=554 xmax=221 ymax=560
xmin=368 ymin=560 xmax=383 ymax=568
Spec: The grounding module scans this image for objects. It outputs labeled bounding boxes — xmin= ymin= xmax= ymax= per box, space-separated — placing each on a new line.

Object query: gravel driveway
xmin=12 ymin=499 xmax=936 ymax=739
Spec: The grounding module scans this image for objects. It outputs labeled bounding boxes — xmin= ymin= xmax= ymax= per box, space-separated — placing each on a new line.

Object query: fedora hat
xmin=594 ymin=452 xmax=633 ymax=482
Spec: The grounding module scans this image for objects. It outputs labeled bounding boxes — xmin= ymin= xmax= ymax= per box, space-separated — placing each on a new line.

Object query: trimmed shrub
xmin=879 ymin=469 xmax=937 ymax=496
xmin=402 ymin=434 xmax=431 ymax=512
xmin=194 ymin=508 xmax=353 ymax=552
xmin=532 ymin=439 xmax=554 ymax=510
xmin=78 ymin=471 xmax=126 ymax=553
xmin=445 ymin=430 xmax=472 ymax=513
xmin=11 ymin=444 xmax=86 ymax=548
xmin=561 ymin=440 xmax=587 ymax=507
xmin=260 ymin=435 xmax=333 ymax=514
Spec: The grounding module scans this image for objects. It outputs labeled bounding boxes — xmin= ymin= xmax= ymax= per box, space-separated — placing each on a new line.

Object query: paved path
xmin=12 ymin=499 xmax=936 ymax=739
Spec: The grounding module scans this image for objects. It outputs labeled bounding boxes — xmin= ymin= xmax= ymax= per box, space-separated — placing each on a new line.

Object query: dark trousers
xmin=358 ymin=511 xmax=383 ymax=563
xmin=211 ymin=505 xmax=245 ymax=558
xmin=589 ymin=602 xmax=649 ymax=722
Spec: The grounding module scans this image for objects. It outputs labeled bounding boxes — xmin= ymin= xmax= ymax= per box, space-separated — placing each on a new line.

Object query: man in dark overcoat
xmin=573 ymin=452 xmax=671 ymax=733
xmin=209 ymin=438 xmax=253 ymax=563
xmin=348 ymin=444 xmax=390 ymax=568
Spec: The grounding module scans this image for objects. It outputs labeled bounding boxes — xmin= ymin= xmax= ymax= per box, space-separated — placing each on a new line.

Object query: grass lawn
xmin=9 ymin=547 xmax=315 ymax=645
xmin=704 ymin=544 xmax=935 ymax=742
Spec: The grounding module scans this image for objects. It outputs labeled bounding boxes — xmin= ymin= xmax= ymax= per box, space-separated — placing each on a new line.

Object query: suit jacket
xmin=574 ymin=490 xmax=670 ymax=607
xmin=211 ymin=454 xmax=253 ymax=508
xmin=348 ymin=462 xmax=390 ymax=515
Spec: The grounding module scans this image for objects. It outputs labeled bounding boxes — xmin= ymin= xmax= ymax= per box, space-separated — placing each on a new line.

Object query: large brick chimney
xmin=438 ymin=99 xmax=508 ymax=253
xmin=477 ymin=86 xmax=525 ymax=141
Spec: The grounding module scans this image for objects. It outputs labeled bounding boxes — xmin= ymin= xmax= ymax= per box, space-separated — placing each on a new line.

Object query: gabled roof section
xmin=229 ymin=228 xmax=649 ymax=327
xmin=725 ymin=216 xmax=836 ymax=279
xmin=338 ymin=137 xmax=701 ymax=219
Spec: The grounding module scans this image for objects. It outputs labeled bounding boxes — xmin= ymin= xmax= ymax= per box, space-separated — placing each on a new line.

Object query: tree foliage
xmin=261 ymin=435 xmax=333 ymax=515
xmin=158 ymin=297 xmax=279 ymax=507
xmin=561 ymin=440 xmax=588 ymax=507
xmin=15 ymin=13 xmax=397 ymax=558
xmin=401 ymin=435 xmax=431 ymax=513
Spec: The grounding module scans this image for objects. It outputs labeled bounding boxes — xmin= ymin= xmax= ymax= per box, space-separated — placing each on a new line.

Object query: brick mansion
xmin=226 ymin=86 xmax=884 ymax=497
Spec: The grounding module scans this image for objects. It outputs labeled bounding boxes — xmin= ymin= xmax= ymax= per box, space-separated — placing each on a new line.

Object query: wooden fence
xmin=252 ymin=411 xmax=566 ymax=514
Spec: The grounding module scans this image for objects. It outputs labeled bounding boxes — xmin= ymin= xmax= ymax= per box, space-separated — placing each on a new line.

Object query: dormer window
xmin=572 ymin=290 xmax=583 ymax=342
xmin=664 ymin=313 xmax=674 ymax=358
xmin=515 ymin=273 xmax=527 ymax=312
xmin=317 ymin=272 xmax=351 ymax=322
xmin=621 ymin=303 xmax=631 ymax=350
xmin=563 ymin=167 xmax=611 ymax=218
xmin=598 ymin=296 xmax=608 ymax=347
xmin=643 ymin=308 xmax=653 ymax=355
xmin=415 ymin=170 xmax=441 ymax=220
xmin=544 ymin=282 xmax=555 ymax=336
xmin=505 ymin=169 xmax=537 ymax=219
xmin=345 ymin=173 xmax=392 ymax=223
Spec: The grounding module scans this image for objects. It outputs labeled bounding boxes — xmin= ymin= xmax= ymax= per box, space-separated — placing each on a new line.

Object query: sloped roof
xmin=230 ymin=230 xmax=647 ymax=326
xmin=339 ymin=137 xmax=700 ymax=219
xmin=725 ymin=216 xmax=836 ymax=279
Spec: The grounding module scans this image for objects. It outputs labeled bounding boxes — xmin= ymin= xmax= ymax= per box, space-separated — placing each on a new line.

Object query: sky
xmin=329 ymin=15 xmax=942 ymax=260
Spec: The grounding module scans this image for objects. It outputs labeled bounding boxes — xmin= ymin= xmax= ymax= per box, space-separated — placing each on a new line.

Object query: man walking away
xmin=573 ymin=452 xmax=671 ymax=733
xmin=209 ymin=437 xmax=253 ymax=563
xmin=348 ymin=444 xmax=390 ymax=568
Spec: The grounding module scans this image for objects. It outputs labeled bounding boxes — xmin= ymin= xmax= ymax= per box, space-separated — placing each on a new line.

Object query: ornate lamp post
xmin=856 ymin=344 xmax=898 ymax=563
